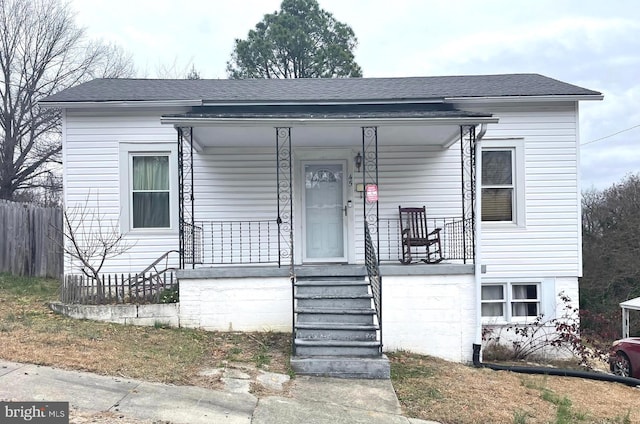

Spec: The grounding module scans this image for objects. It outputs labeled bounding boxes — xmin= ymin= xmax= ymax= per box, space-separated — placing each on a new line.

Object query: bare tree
xmin=59 ymin=195 xmax=134 ymax=291
xmin=153 ymin=56 xmax=202 ymax=79
xmin=0 ymin=0 xmax=135 ymax=201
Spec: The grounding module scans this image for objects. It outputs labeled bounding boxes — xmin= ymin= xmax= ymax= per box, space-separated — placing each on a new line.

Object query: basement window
xmin=482 ymin=282 xmax=540 ymax=322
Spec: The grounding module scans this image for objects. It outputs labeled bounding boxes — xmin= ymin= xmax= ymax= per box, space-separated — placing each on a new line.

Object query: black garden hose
xmin=472 ymin=343 xmax=640 ymax=387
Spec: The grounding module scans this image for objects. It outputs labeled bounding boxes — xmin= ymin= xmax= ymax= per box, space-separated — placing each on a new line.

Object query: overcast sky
xmin=70 ymin=0 xmax=639 ymax=191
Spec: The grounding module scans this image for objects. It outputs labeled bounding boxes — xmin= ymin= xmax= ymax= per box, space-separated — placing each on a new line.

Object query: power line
xmin=581 ymin=124 xmax=640 ymax=146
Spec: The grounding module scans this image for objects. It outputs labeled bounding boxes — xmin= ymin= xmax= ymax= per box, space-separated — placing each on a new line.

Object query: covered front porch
xmin=165 ymin=102 xmax=495 ymax=272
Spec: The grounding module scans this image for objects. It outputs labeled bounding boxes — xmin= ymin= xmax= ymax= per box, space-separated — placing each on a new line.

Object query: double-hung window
xmin=481 ymin=282 xmax=540 ymax=322
xmin=481 ymin=139 xmax=525 ymax=225
xmin=119 ymin=143 xmax=177 ymax=233
xmin=482 ymin=149 xmax=514 ymax=221
xmin=131 ymin=155 xmax=170 ymax=228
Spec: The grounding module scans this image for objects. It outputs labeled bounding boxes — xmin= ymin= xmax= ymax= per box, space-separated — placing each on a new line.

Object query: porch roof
xmin=161 ymin=103 xmax=497 ymax=149
xmin=161 ymin=102 xmax=494 ymax=124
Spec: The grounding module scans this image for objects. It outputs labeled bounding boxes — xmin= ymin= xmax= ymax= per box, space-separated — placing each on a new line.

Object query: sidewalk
xmin=0 ymin=360 xmax=439 ymax=424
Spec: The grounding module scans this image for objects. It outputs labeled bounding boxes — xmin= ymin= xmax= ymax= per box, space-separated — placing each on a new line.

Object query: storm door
xmin=301 ymin=161 xmax=348 ymax=262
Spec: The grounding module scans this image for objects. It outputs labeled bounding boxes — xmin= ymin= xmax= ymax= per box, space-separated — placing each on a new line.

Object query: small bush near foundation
xmin=159 ymin=285 xmax=179 ymax=303
xmin=482 ymin=340 xmax=516 ymax=362
xmin=482 ymin=292 xmax=607 ymax=368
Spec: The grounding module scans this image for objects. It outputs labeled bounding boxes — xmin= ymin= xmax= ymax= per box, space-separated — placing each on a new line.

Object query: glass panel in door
xmin=304 ymin=163 xmax=346 ymax=261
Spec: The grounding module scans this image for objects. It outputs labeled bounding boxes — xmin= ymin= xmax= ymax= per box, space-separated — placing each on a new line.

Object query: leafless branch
xmin=56 ymin=193 xmax=135 ymax=287
xmin=0 ymin=0 xmax=135 ymax=201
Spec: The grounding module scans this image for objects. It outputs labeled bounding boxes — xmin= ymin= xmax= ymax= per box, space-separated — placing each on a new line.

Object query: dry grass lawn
xmin=0 ymin=274 xmax=292 ymax=390
xmin=389 ymin=351 xmax=638 ymax=423
xmin=1 ymin=274 xmax=639 ymax=424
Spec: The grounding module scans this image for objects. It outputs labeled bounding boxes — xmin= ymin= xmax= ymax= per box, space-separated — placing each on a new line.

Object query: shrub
xmin=159 ymin=285 xmax=179 ymax=303
xmin=482 ymin=292 xmax=607 ymax=367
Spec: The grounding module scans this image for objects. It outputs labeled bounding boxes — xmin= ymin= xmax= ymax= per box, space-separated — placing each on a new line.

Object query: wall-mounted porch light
xmin=354 ymin=152 xmax=362 ymax=172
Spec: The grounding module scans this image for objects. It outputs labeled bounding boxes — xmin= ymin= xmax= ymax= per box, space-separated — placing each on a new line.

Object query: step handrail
xmin=364 ymin=222 xmax=382 ymax=354
xmin=127 ymin=250 xmax=180 ymax=288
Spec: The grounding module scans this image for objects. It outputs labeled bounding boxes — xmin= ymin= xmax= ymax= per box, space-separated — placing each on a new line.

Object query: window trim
xmin=481 ymin=138 xmax=525 ymax=228
xmin=119 ymin=143 xmax=178 ymax=234
xmin=481 ymin=281 xmax=542 ymax=323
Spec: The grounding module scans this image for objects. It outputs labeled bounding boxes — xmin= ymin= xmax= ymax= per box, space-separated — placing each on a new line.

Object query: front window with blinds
xmin=482 ymin=149 xmax=515 ymax=222
xmin=131 ymin=155 xmax=170 ymax=228
xmin=482 ymin=283 xmax=540 ymax=321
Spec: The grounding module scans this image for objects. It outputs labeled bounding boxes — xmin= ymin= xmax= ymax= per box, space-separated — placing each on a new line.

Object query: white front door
xmin=302 ymin=161 xmax=348 ymax=262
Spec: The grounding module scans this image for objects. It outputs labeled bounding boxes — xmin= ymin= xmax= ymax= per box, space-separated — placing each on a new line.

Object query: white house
xmin=41 ymin=74 xmax=602 ymax=377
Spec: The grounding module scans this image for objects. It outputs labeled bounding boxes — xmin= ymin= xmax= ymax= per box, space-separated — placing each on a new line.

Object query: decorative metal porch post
xmin=362 ymin=126 xmax=382 ymax=354
xmin=460 ymin=125 xmax=477 ymax=264
xmin=275 ymin=128 xmax=293 ymax=273
xmin=362 ymin=127 xmax=380 ymax=255
xmin=178 ymin=127 xmax=196 ymax=269
xmin=276 ymin=127 xmax=295 ymax=354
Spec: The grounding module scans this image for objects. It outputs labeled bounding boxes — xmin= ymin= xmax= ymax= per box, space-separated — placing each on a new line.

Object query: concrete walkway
xmin=0 ymin=360 xmax=440 ymax=424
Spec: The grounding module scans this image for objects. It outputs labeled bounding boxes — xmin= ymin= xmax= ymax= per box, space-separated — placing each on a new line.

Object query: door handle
xmin=344 ymin=205 xmax=348 ymax=216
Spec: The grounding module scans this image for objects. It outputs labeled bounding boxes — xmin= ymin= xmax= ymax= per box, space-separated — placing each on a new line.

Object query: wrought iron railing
xmin=183 ymin=222 xmax=203 ymax=265
xmin=181 ymin=216 xmax=473 ymax=266
xmin=378 ymin=217 xmax=474 ymax=264
xmin=364 ymin=221 xmax=382 ymax=354
xmin=195 ymin=220 xmax=279 ymax=265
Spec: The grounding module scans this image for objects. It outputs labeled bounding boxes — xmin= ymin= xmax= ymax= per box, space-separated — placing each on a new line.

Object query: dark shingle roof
xmin=40 ymin=74 xmax=601 ymax=105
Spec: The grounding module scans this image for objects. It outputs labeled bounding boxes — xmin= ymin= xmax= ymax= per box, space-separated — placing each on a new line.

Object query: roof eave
xmin=446 ymin=94 xmax=604 ymax=104
xmin=38 ymin=99 xmax=203 ymax=109
xmin=160 ymin=116 xmax=500 ymax=127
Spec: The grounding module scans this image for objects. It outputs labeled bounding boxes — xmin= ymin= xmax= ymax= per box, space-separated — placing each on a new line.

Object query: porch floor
xmin=175 ymin=263 xmax=475 ymax=279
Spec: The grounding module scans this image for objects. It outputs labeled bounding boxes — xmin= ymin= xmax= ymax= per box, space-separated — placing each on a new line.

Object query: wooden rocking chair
xmin=399 ymin=206 xmax=443 ymax=264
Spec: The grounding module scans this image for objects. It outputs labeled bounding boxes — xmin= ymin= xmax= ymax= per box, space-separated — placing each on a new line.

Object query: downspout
xmin=473 ymin=123 xmax=487 ymax=352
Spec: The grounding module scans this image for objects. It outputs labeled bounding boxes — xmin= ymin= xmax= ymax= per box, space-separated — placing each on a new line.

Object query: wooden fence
xmin=0 ymin=200 xmax=62 ymax=278
xmin=61 ymin=271 xmax=178 ymax=305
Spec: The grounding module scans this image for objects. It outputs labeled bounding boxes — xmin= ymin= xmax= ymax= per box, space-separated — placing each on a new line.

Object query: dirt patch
xmin=70 ymin=410 xmax=168 ymax=424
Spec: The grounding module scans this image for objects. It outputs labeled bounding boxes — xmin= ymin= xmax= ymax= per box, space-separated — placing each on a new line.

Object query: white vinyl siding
xmin=64 ymin=111 xmax=182 ymax=275
xmin=62 ymin=100 xmax=582 ymax=283
xmin=466 ymin=102 xmax=582 ymax=279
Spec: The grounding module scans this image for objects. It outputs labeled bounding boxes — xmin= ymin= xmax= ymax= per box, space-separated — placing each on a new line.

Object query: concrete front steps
xmin=290 ymin=275 xmax=390 ymax=379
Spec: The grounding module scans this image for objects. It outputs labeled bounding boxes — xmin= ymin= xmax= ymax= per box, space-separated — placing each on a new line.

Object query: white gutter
xmin=38 ymin=99 xmax=203 ymax=109
xmin=474 ymin=123 xmax=487 ymax=347
xmin=446 ymin=94 xmax=604 ymax=104
xmin=160 ymin=116 xmax=499 ymax=127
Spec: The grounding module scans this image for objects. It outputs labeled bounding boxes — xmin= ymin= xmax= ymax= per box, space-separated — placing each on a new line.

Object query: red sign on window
xmin=365 ymin=184 xmax=378 ymax=203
